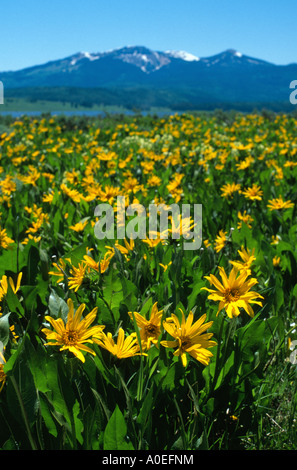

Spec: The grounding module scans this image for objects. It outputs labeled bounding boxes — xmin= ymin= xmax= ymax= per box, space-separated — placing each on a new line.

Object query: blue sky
xmin=1 ymin=0 xmax=295 ymax=71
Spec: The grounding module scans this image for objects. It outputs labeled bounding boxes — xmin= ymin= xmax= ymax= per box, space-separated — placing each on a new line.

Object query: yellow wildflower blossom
xmin=42 ymin=299 xmax=104 ymax=363
xmin=202 ymin=266 xmax=264 ymax=318
xmin=161 ymin=309 xmax=216 ymax=367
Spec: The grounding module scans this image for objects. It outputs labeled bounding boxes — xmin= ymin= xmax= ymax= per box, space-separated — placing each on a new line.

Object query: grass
xmin=0 ymin=97 xmax=130 ymax=113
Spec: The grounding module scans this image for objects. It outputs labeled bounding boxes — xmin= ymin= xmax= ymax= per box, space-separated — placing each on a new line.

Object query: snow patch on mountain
xmin=82 ymin=52 xmax=100 ymax=61
xmin=115 ymin=49 xmax=171 ymax=73
xmin=165 ymin=50 xmax=200 ymax=62
xmin=70 ymin=52 xmax=100 ymax=66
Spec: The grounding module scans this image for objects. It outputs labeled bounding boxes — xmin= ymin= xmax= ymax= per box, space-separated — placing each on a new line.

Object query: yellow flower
xmin=214 ymin=230 xmax=228 ymax=253
xmin=68 ymin=262 xmax=87 ymax=291
xmin=237 ymin=211 xmax=254 ymax=229
xmin=273 ymin=256 xmax=281 ymax=267
xmin=122 ymin=177 xmax=141 ymax=194
xmin=166 ymin=174 xmax=184 ymax=202
xmin=0 ymin=227 xmax=14 ymax=249
xmin=128 ymin=302 xmax=163 ymax=350
xmin=220 ymin=182 xmax=241 ymax=198
xmin=229 ymin=414 xmax=239 ymax=422
xmin=42 ymin=192 xmax=54 ymax=203
xmin=271 ymin=235 xmax=281 ymax=245
xmin=242 ymin=184 xmax=263 ymax=201
xmin=114 ymin=238 xmax=135 ymax=260
xmin=93 ymin=328 xmax=143 ymax=359
xmin=229 ymin=247 xmax=256 ymax=275
xmin=49 ymin=258 xmax=68 ymax=284
xmin=284 ymin=161 xmax=297 ymax=168
xmin=83 ymin=250 xmax=112 ymax=274
xmin=11 ymin=272 xmax=22 ymax=293
xmin=100 ymin=254 xmax=112 ymax=273
xmin=202 ymin=266 xmax=264 ymax=318
xmin=42 ymin=298 xmax=104 ymax=363
xmin=161 ymin=309 xmax=216 ymax=367
xmin=236 ymin=156 xmax=254 ymax=170
xmin=83 ymin=255 xmax=100 ymax=272
xmin=19 ymin=166 xmax=40 ymax=186
xmin=10 ymin=325 xmax=19 ymax=342
xmin=159 ymin=261 xmax=172 ymax=272
xmin=142 ymin=237 xmax=166 ymax=248
xmin=99 ymin=185 xmax=121 ymax=204
xmin=60 ymin=183 xmax=84 ymax=203
xmin=64 ymin=169 xmax=79 ymax=184
xmin=69 ymin=220 xmax=89 ymax=232
xmin=0 ymin=175 xmax=16 ymax=195
xmin=21 ymin=234 xmax=42 ymax=245
xmin=170 ymin=214 xmax=196 ymax=239
xmin=147 ymin=175 xmax=161 ymax=187
xmin=267 ymin=196 xmax=294 ymax=211
xmin=0 ymin=275 xmax=8 ymax=301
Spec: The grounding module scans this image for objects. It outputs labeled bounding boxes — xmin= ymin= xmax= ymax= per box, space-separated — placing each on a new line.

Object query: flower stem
xmin=211 ymin=313 xmax=225 ymax=393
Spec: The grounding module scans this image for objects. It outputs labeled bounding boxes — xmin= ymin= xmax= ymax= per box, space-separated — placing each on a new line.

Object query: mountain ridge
xmin=0 ymin=46 xmax=282 ymax=74
xmin=1 ymin=46 xmax=296 ymax=111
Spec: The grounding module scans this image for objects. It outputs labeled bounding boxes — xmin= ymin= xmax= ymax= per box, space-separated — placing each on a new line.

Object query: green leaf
xmin=102 ymin=270 xmax=123 ymax=322
xmin=195 ymin=430 xmax=209 ymax=450
xmin=0 ymin=246 xmax=20 ymax=277
xmin=67 ymin=242 xmax=88 ymax=265
xmin=103 ymin=405 xmax=134 ymax=450
xmin=48 ymin=288 xmax=69 ymax=320
xmin=26 ymin=245 xmax=40 ymax=285
xmin=137 ymin=385 xmax=154 ymax=430
xmin=6 ymin=357 xmax=38 ymax=430
xmin=39 ymin=394 xmax=58 ymax=438
xmin=73 ymin=400 xmax=84 ymax=445
xmin=0 ymin=313 xmax=11 ymax=347
xmin=5 ymin=282 xmax=25 ymax=317
xmin=121 ymin=277 xmax=138 ymax=310
xmin=187 ymin=278 xmax=206 ymax=311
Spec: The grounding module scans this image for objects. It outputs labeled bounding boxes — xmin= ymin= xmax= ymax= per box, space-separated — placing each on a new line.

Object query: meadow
xmin=0 ymin=110 xmax=297 ymax=450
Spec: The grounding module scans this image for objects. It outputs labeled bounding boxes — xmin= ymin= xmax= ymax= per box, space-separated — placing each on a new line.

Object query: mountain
xmin=1 ymin=46 xmax=296 ymax=111
xmin=0 ymin=46 xmax=200 ymax=88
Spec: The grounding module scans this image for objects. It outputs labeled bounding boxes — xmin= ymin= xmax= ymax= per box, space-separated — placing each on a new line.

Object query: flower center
xmin=0 ymin=367 xmax=6 ymax=382
xmin=145 ymin=324 xmax=158 ymax=336
xmin=224 ymin=288 xmax=240 ymax=303
xmin=180 ymin=335 xmax=192 ymax=350
xmin=62 ymin=330 xmax=79 ymax=346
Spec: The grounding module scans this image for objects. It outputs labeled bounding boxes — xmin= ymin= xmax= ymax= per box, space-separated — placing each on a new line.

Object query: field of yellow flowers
xmin=0 ymin=111 xmax=297 ymax=450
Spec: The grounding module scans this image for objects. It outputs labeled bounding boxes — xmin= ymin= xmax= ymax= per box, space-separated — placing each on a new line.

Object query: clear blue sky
xmin=1 ymin=0 xmax=295 ymax=71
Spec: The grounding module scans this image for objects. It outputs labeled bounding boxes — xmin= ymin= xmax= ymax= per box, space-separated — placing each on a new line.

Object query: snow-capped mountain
xmin=50 ymin=46 xmax=200 ymax=74
xmin=1 ymin=45 xmax=295 ymax=110
xmin=60 ymin=46 xmax=272 ymax=74
xmin=165 ymin=50 xmax=200 ymax=62
xmin=198 ymin=48 xmax=271 ymax=67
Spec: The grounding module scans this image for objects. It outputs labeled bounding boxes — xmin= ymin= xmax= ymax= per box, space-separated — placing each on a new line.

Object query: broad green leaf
xmin=6 ymin=357 xmax=38 ymax=429
xmin=48 ymin=288 xmax=69 ymax=320
xmin=102 ymin=270 xmax=123 ymax=322
xmin=103 ymin=405 xmax=134 ymax=450
xmin=0 ymin=313 xmax=11 ymax=347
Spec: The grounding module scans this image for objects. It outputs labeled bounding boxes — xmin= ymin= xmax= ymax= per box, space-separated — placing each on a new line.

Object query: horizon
xmin=0 ymin=0 xmax=295 ymax=72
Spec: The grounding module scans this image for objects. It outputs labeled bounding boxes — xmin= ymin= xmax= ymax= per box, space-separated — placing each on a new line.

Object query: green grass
xmin=243 ymin=361 xmax=297 ymax=450
xmin=0 ymin=97 xmax=130 ymax=113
